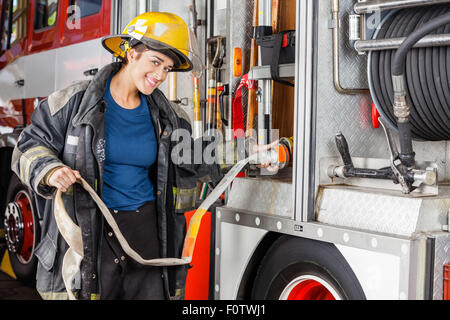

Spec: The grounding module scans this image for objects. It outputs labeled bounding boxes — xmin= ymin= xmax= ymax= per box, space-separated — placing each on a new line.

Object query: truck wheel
xmin=3 ymin=174 xmax=40 ymax=283
xmin=251 ymin=235 xmax=366 ymax=300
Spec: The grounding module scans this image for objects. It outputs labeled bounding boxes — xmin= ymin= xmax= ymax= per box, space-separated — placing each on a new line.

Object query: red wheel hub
xmin=4 ymin=191 xmax=36 ymax=264
xmin=287 ymin=279 xmax=336 ymax=300
xmin=280 ymin=275 xmax=341 ymax=300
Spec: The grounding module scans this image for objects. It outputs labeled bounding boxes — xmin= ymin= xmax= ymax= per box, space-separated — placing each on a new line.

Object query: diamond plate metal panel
xmin=226 ymin=177 xmax=293 ymax=217
xmin=314 ymin=0 xmax=450 ymax=184
xmin=315 ymin=186 xmax=449 ymax=237
xmin=227 ymin=0 xmax=254 ymax=93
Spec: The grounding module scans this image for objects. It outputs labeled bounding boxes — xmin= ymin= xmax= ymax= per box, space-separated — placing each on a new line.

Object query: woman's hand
xmin=253 ymin=139 xmax=280 ymax=172
xmin=47 ymin=167 xmax=82 ymax=192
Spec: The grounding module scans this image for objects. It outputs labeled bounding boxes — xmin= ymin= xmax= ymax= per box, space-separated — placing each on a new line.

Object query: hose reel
xmin=329 ymin=2 xmax=450 ymax=193
xmin=368 ymin=4 xmax=450 ymax=141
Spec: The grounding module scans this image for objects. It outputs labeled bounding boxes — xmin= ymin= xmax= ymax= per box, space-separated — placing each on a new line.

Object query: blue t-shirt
xmin=102 ymin=76 xmax=157 ymax=210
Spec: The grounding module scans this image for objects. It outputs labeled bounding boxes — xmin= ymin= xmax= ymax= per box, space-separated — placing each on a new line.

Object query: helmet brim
xmin=101 ymin=34 xmax=193 ymax=72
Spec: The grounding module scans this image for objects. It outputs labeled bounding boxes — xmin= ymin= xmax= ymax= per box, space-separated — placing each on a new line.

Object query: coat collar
xmin=72 ymin=62 xmax=121 ymax=126
xmin=72 ymin=62 xmax=176 ymax=129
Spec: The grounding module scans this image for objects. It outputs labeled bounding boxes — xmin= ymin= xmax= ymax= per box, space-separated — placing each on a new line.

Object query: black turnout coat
xmin=11 ymin=62 xmax=222 ymax=299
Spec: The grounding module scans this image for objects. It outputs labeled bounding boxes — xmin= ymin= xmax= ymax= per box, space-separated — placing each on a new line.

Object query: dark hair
xmin=121 ymin=43 xmax=148 ymax=66
xmin=121 ymin=41 xmax=182 ymax=69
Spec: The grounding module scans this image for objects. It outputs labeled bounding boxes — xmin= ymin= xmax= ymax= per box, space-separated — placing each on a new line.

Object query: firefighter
xmin=10 ymin=12 xmax=223 ymax=300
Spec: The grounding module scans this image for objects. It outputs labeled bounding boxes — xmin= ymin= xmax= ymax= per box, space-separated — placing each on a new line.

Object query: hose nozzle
xmin=249 ymin=137 xmax=293 ymax=170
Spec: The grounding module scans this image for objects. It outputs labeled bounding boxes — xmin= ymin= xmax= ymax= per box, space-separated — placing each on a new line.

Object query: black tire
xmin=251 ymin=235 xmax=366 ymax=300
xmin=3 ymin=174 xmax=40 ymax=284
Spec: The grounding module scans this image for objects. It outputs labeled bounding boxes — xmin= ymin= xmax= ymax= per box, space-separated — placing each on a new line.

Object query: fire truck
xmin=0 ymin=0 xmax=449 ymax=300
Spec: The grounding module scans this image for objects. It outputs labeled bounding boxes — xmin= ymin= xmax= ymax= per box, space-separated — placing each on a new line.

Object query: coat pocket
xmin=34 ymin=233 xmax=57 ymax=272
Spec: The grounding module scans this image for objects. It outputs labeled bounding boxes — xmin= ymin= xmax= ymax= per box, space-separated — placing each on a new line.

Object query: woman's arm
xmin=11 ymin=98 xmax=76 ymax=198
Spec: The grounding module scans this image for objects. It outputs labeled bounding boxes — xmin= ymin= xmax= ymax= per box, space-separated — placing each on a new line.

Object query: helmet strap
xmin=119 ymin=40 xmax=132 ymax=55
xmin=123 ymin=41 xmax=131 ymax=53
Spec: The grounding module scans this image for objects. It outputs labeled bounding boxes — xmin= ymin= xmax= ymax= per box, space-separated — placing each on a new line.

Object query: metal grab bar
xmin=330 ymin=0 xmax=370 ymax=95
xmin=354 ymin=0 xmax=450 ymax=14
xmin=355 ymin=33 xmax=450 ymax=51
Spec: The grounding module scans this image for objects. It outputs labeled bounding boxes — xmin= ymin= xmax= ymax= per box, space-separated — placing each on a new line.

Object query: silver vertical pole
xmin=146 ymin=0 xmax=159 ymax=12
xmin=257 ymin=0 xmax=272 ymax=145
xmin=138 ymin=0 xmax=146 ymax=14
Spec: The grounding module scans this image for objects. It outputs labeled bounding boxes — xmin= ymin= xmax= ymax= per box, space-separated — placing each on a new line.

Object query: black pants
xmin=99 ymin=201 xmax=165 ymax=300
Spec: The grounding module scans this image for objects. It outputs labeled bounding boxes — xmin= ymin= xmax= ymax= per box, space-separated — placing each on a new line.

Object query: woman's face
xmin=126 ymin=47 xmax=175 ymax=95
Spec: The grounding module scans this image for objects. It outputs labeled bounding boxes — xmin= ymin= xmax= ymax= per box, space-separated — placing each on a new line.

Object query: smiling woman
xmin=100 ymin=12 xmax=194 ymax=107
xmin=111 ymin=48 xmax=174 ymax=102
xmin=10 ymin=12 xmax=223 ymax=301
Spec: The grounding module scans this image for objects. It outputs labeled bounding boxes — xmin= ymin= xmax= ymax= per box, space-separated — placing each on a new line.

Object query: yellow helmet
xmin=102 ymin=12 xmax=193 ymax=72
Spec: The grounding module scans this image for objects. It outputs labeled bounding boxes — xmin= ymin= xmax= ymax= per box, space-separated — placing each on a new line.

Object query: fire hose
xmin=331 ymin=4 xmax=450 ymax=194
xmin=54 ymin=140 xmax=291 ymax=299
xmin=370 ymin=4 xmax=450 ymax=142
